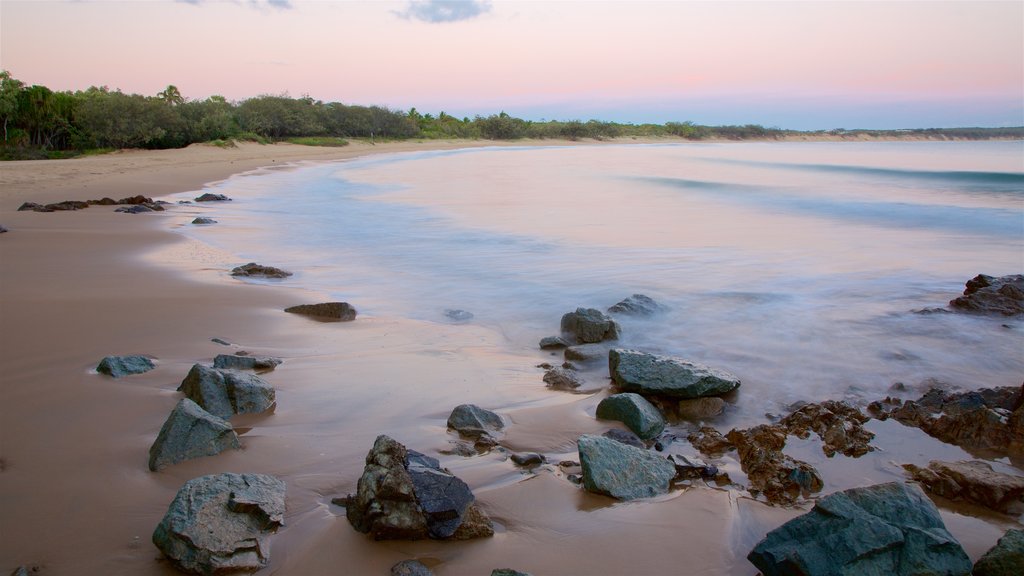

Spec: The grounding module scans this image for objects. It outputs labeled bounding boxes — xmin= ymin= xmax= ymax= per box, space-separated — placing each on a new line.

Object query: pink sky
xmin=1 ymin=1 xmax=1021 ymax=129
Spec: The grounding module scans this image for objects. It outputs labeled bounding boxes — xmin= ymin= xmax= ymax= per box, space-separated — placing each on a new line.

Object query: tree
xmin=157 ymin=84 xmax=184 ymax=106
xmin=0 ymin=70 xmax=24 ymax=142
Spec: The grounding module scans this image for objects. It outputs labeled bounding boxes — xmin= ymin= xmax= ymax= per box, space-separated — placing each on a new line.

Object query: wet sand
xmin=0 ymin=140 xmax=1016 ymax=575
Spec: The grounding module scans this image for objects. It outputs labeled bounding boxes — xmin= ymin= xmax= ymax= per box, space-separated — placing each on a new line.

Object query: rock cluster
xmin=949 ymin=274 xmax=1023 ymax=316
xmin=96 ymin=355 xmax=156 ymax=378
xmin=904 ymin=460 xmax=1024 ymax=514
xmin=284 ymin=302 xmax=357 ymax=321
xmin=17 ymin=195 xmax=161 ymax=213
xmin=231 ymin=262 xmax=293 ymax=278
xmin=609 ymin=349 xmax=741 ymax=399
xmin=178 ymin=363 xmax=276 ymax=420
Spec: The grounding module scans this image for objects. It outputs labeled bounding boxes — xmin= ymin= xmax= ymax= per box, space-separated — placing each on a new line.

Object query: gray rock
xmin=406 ymin=451 xmax=475 ymax=539
xmin=949 ymin=274 xmax=1024 ymax=316
xmin=213 ymin=354 xmax=282 ymax=372
xmin=596 ymin=393 xmax=666 ymax=440
xmin=904 ymin=460 xmax=1024 ymax=514
xmin=491 ymin=570 xmax=532 ymax=576
xmin=177 ymin=363 xmax=276 ymax=420
xmin=443 ymin=309 xmax=473 ymax=322
xmin=560 ymin=307 xmax=620 ymax=344
xmin=577 ymin=434 xmax=676 ymax=500
xmin=195 ymin=193 xmax=232 ymax=202
xmin=152 ymin=473 xmax=285 ymax=575
xmin=9 ymin=567 xmax=31 ymax=576
xmin=609 ymin=349 xmax=740 ymax=398
xmin=668 ymin=454 xmax=719 ymax=479
xmin=191 ymin=217 xmax=217 ymax=225
xmin=607 ymin=294 xmax=665 ymax=316
xmin=539 ymin=335 xmax=570 ymax=349
xmin=391 ymin=560 xmax=434 ymax=576
xmin=447 ymin=404 xmax=504 ymax=439
xmin=543 ymin=367 xmax=584 ymax=391
xmin=973 ymin=529 xmax=1024 ymax=576
xmin=284 ymin=302 xmax=357 ymax=321
xmin=510 ymin=453 xmax=545 ymax=467
xmin=748 ymin=482 xmax=972 ymax=576
xmin=148 ymin=398 xmax=240 ymax=471
xmin=602 ymin=428 xmax=646 ymax=449
xmin=564 ymin=343 xmax=611 ymax=363
xmin=96 ymin=355 xmax=155 ymax=378
xmin=231 ymin=262 xmax=293 ymax=278
xmin=0 ymin=225 xmax=8 ymax=234
xmin=114 ymin=204 xmax=154 ymax=213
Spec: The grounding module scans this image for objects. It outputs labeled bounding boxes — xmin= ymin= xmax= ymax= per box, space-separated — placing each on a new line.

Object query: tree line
xmin=1 ymin=71 xmax=1020 ymax=159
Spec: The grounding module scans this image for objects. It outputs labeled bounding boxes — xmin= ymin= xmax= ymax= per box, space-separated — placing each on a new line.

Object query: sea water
xmin=176 ymin=141 xmax=1024 ymax=421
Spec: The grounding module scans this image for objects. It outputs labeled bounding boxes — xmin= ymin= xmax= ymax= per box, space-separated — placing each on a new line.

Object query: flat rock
xmin=596 ymin=393 xmax=666 ymax=440
xmin=748 ymin=482 xmax=972 ymax=576
xmin=231 ymin=262 xmax=292 ymax=278
xmin=191 ymin=217 xmax=217 ymax=225
xmin=148 ymin=398 xmax=240 ymax=471
xmin=213 ymin=354 xmax=282 ymax=372
xmin=177 ymin=363 xmax=276 ymax=419
xmin=607 ymin=294 xmax=665 ymax=316
xmin=447 ymin=404 xmax=504 ymax=439
xmin=284 ymin=302 xmax=357 ymax=321
xmin=96 ymin=355 xmax=155 ymax=378
xmin=391 ymin=560 xmax=434 ymax=576
xmin=560 ymin=307 xmax=620 ymax=344
xmin=563 ymin=343 xmax=610 ymax=363
xmin=195 ymin=193 xmax=232 ymax=202
xmin=542 ymin=367 xmax=584 ymax=391
xmin=904 ymin=460 xmax=1024 ymax=514
xmin=949 ymin=274 xmax=1024 ymax=316
xmin=973 ymin=529 xmax=1024 ymax=576
xmin=577 ymin=434 xmax=676 ymax=500
xmin=609 ymin=349 xmax=740 ymax=398
xmin=510 ymin=453 xmax=545 ymax=467
xmin=539 ymin=335 xmax=570 ymax=349
xmin=152 ymin=473 xmax=285 ymax=575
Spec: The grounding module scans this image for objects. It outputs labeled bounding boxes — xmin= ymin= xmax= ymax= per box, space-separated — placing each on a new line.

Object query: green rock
xmin=596 ymin=393 xmax=666 ymax=439
xmin=96 ymin=355 xmax=155 ymax=378
xmin=609 ymin=349 xmax=740 ymax=398
xmin=973 ymin=529 xmax=1024 ymax=576
xmin=148 ymin=398 xmax=240 ymax=471
xmin=577 ymin=434 xmax=676 ymax=500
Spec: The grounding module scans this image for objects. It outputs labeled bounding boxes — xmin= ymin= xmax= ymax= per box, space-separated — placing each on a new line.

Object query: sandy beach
xmin=0 ymin=139 xmax=1018 ymax=575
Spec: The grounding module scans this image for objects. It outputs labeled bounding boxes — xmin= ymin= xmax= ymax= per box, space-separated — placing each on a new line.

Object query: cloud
xmin=398 ymin=0 xmax=491 ymax=23
xmin=174 ymin=0 xmax=293 ymax=10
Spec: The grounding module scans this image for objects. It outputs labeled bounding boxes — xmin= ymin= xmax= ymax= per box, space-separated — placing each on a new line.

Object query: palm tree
xmin=157 ymin=85 xmax=184 ymax=106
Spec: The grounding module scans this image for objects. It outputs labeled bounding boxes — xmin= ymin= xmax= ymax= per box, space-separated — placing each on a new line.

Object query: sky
xmin=1 ymin=0 xmax=1022 ymax=130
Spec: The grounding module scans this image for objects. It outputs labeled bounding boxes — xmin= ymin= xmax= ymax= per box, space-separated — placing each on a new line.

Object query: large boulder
xmin=904 ymin=460 xmax=1024 ymax=515
xmin=560 ymin=308 xmax=620 ymax=344
xmin=595 ymin=393 xmax=666 ymax=440
xmin=446 ymin=404 xmax=504 ymax=439
xmin=148 ymin=398 xmax=240 ymax=471
xmin=177 ymin=364 xmax=276 ymax=420
xmin=576 ymin=434 xmax=676 ymax=500
xmin=607 ymin=294 xmax=665 ymax=316
xmin=748 ymin=482 xmax=972 ymax=576
xmin=96 ymin=355 xmax=155 ymax=378
xmin=973 ymin=529 xmax=1024 ymax=576
xmin=284 ymin=302 xmax=357 ymax=321
xmin=213 ymin=354 xmax=282 ymax=372
xmin=152 ymin=473 xmax=285 ymax=575
xmin=609 ymin=349 xmax=740 ymax=399
xmin=345 ymin=435 xmax=492 ymax=540
xmin=949 ymin=274 xmax=1023 ymax=316
xmin=230 ymin=262 xmax=293 ymax=279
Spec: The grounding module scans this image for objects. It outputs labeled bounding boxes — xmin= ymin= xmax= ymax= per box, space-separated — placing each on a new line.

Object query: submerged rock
xmin=607 ymin=294 xmax=666 ymax=316
xmin=447 ymin=404 xmax=504 ymax=439
xmin=213 ymin=354 xmax=282 ymax=372
xmin=231 ymin=262 xmax=292 ymax=278
xmin=542 ymin=367 xmax=584 ymax=391
xmin=148 ymin=398 xmax=240 ymax=471
xmin=177 ymin=363 xmax=276 ymax=420
xmin=577 ymin=434 xmax=676 ymax=500
xmin=748 ymin=482 xmax=972 ymax=576
xmin=780 ymin=400 xmax=874 ymax=457
xmin=195 ymin=193 xmax=232 ymax=202
xmin=677 ymin=397 xmax=727 ymax=420
xmin=560 ymin=307 xmax=620 ymax=344
xmin=904 ymin=460 xmax=1024 ymax=515
xmin=96 ymin=355 xmax=155 ymax=378
xmin=284 ymin=302 xmax=357 ymax=321
xmin=563 ymin=343 xmax=611 ymax=363
xmin=443 ymin=309 xmax=474 ymax=322
xmin=973 ymin=529 xmax=1024 ymax=576
xmin=595 ymin=393 xmax=666 ymax=440
xmin=949 ymin=274 xmax=1024 ymax=316
xmin=727 ymin=424 xmax=823 ymax=504
xmin=609 ymin=349 xmax=741 ymax=399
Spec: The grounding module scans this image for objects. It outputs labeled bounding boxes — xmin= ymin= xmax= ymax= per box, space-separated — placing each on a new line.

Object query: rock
xmin=177 ymin=363 xmax=276 ymax=420
xmin=596 ymin=393 xmax=666 ymax=440
xmin=443 ymin=309 xmax=473 ymax=322
xmin=0 ymin=225 xmax=7 ymax=234
xmin=88 ymin=197 xmax=118 ymax=205
xmin=491 ymin=570 xmax=532 ymax=576
xmin=346 ymin=435 xmax=492 ymax=540
xmin=17 ymin=202 xmax=50 ymax=212
xmin=748 ymin=482 xmax=972 ymax=576
xmin=45 ymin=200 xmax=89 ymax=211
xmin=677 ymin=397 xmax=727 ymax=420
xmin=391 ymin=560 xmax=434 ymax=576
xmin=211 ymin=337 xmax=231 ymax=346
xmin=607 ymin=294 xmax=665 ymax=316
xmin=687 ymin=426 xmax=733 ymax=456
xmin=96 ymin=355 xmax=155 ymax=378
xmin=564 ymin=343 xmax=610 ymax=363
xmin=195 ymin=193 xmax=232 ymax=202
xmin=602 ymin=428 xmax=646 ymax=449
xmin=668 ymin=454 xmax=718 ymax=480
xmin=609 ymin=349 xmax=741 ymax=399
xmin=152 ymin=472 xmax=285 ymax=575
xmin=560 ymin=307 xmax=620 ymax=344
xmin=148 ymin=398 xmax=240 ymax=471
xmin=213 ymin=354 xmax=282 ymax=372
xmin=904 ymin=460 xmax=1024 ymax=514
xmin=542 ymin=367 xmax=584 ymax=391
xmin=231 ymin=262 xmax=293 ymax=279
xmin=510 ymin=453 xmax=545 ymax=467
xmin=539 ymin=335 xmax=570 ymax=349
xmin=117 ymin=194 xmax=153 ymax=205
xmin=447 ymin=404 xmax=504 ymax=439
xmin=973 ymin=529 xmax=1024 ymax=576
xmin=114 ymin=205 xmax=154 ymax=213
xmin=577 ymin=434 xmax=676 ymax=500
xmin=780 ymin=400 xmax=874 ymax=457
xmin=191 ymin=216 xmax=217 ymax=224
xmin=727 ymin=425 xmax=823 ymax=504
xmin=284 ymin=302 xmax=357 ymax=321
xmin=949 ymin=274 xmax=1024 ymax=316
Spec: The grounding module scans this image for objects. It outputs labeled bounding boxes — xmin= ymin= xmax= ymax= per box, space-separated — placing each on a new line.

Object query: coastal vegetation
xmin=1 ymin=71 xmax=1021 ymax=160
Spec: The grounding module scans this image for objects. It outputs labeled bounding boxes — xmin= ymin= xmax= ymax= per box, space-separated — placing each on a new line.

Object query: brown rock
xmin=542 ymin=367 xmax=583 ymax=391
xmin=949 ymin=274 xmax=1024 ymax=316
xmin=231 ymin=262 xmax=293 ymax=279
xmin=727 ymin=425 xmax=823 ymax=505
xmin=687 ymin=426 xmax=733 ymax=456
xmin=284 ymin=302 xmax=357 ymax=321
xmin=905 ymin=460 xmax=1024 ymax=514
xmin=677 ymin=397 xmax=726 ymax=420
xmin=780 ymin=400 xmax=874 ymax=457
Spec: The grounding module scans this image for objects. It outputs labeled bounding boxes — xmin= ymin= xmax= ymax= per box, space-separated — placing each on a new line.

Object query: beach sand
xmin=0 ymin=140 xmax=1014 ymax=575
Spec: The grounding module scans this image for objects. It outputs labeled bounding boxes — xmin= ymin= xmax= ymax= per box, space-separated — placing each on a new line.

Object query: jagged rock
xmin=148 ymin=398 xmax=240 ymax=471
xmin=973 ymin=529 xmax=1024 ymax=576
xmin=153 ymin=473 xmax=285 ymax=574
xmin=564 ymin=343 xmax=610 ymax=363
xmin=96 ymin=355 xmax=155 ymax=378
xmin=195 ymin=193 xmax=232 ymax=202
xmin=231 ymin=262 xmax=293 ymax=278
xmin=191 ymin=217 xmax=217 ymax=224
xmin=904 ymin=460 xmax=1024 ymax=514
xmin=213 ymin=354 xmax=282 ymax=372
xmin=443 ymin=309 xmax=473 ymax=322
xmin=607 ymin=294 xmax=665 ymax=316
xmin=677 ymin=397 xmax=727 ymax=420
xmin=780 ymin=400 xmax=874 ymax=457
xmin=748 ymin=482 xmax=971 ymax=576
xmin=603 ymin=428 xmax=646 ymax=449
xmin=510 ymin=453 xmax=545 ymax=467
xmin=577 ymin=434 xmax=676 ymax=500
xmin=687 ymin=426 xmax=733 ymax=456
xmin=596 ymin=393 xmax=666 ymax=440
xmin=115 ymin=204 xmax=154 ymax=213
xmin=346 ymin=435 xmax=492 ymax=540
xmin=177 ymin=363 xmax=276 ymax=420
xmin=560 ymin=307 xmax=620 ymax=344
xmin=609 ymin=349 xmax=741 ymax=398
xmin=949 ymin=274 xmax=1024 ymax=316
xmin=447 ymin=404 xmax=504 ymax=439
xmin=284 ymin=302 xmax=357 ymax=321
xmin=391 ymin=560 xmax=434 ymax=576
xmin=539 ymin=335 xmax=570 ymax=349
xmin=542 ymin=367 xmax=584 ymax=391
xmin=727 ymin=425 xmax=823 ymax=504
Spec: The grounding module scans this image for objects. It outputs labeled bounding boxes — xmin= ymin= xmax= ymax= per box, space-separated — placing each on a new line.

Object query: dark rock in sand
xmin=973 ymin=529 xmax=1024 ymax=576
xmin=542 ymin=367 xmax=584 ymax=391
xmin=191 ymin=217 xmax=217 ymax=225
xmin=539 ymin=335 xmax=570 ymax=349
xmin=152 ymin=472 xmax=285 ymax=575
xmin=213 ymin=354 xmax=282 ymax=372
xmin=949 ymin=274 xmax=1024 ymax=316
xmin=447 ymin=404 xmax=504 ymax=439
xmin=727 ymin=424 xmax=823 ymax=504
xmin=596 ymin=393 xmax=666 ymax=440
xmin=677 ymin=397 xmax=727 ymax=420
xmin=904 ymin=460 xmax=1024 ymax=515
xmin=443 ymin=309 xmax=473 ymax=322
xmin=577 ymin=434 xmax=676 ymax=500
xmin=195 ymin=193 xmax=232 ymax=202
xmin=780 ymin=400 xmax=874 ymax=457
xmin=602 ymin=428 xmax=646 ymax=449
xmin=0 ymin=225 xmax=8 ymax=234
xmin=607 ymin=293 xmax=666 ymax=316
xmin=284 ymin=302 xmax=357 ymax=321
xmin=117 ymin=194 xmax=153 ymax=205
xmin=687 ymin=426 xmax=733 ymax=457
xmin=491 ymin=570 xmax=532 ymax=576
xmin=211 ymin=337 xmax=231 ymax=346
xmin=391 ymin=560 xmax=434 ymax=576
xmin=177 ymin=363 xmax=276 ymax=420
xmin=510 ymin=453 xmax=545 ymax=467
xmin=560 ymin=307 xmax=620 ymax=344
xmin=88 ymin=197 xmax=118 ymax=206
xmin=46 ymin=200 xmax=90 ymax=211
xmin=564 ymin=343 xmax=611 ymax=363
xmin=18 ymin=202 xmax=50 ymax=212
xmin=231 ymin=262 xmax=293 ymax=279
xmin=115 ymin=204 xmax=154 ymax=213
xmin=609 ymin=349 xmax=741 ymax=399
xmin=96 ymin=355 xmax=155 ymax=378
xmin=668 ymin=453 xmax=719 ymax=480
xmin=346 ymin=435 xmax=492 ymax=540
xmin=148 ymin=398 xmax=240 ymax=471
